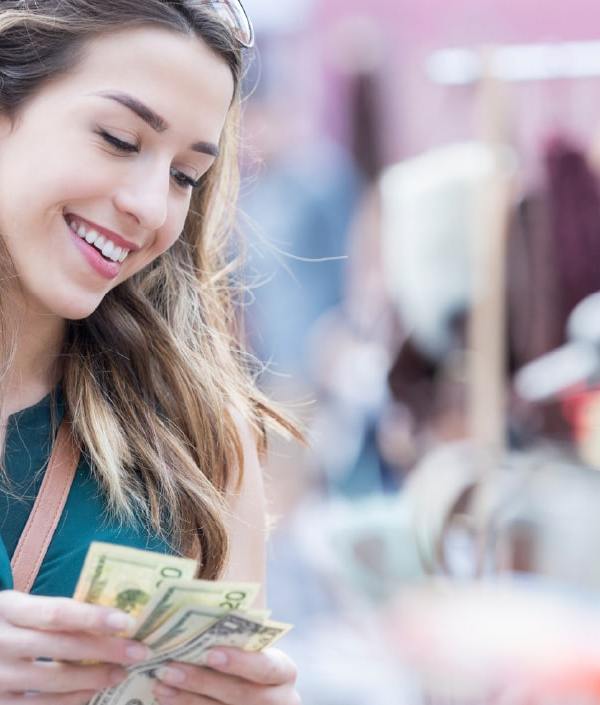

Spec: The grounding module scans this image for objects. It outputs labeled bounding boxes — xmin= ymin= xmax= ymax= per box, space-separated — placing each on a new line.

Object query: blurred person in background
xmin=241 ymin=32 xmax=362 ymax=390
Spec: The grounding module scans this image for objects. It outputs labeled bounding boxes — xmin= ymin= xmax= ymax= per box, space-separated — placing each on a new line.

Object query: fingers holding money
xmin=152 ymin=649 xmax=300 ymax=705
xmin=202 ymin=648 xmax=298 ymax=686
xmin=0 ymin=590 xmax=136 ymax=635
xmin=0 ymin=590 xmax=153 ymax=667
xmin=0 ymin=623 xmax=151 ymax=665
xmin=68 ymin=543 xmax=298 ymax=705
xmin=0 ymin=590 xmax=154 ymax=699
xmin=154 ymin=663 xmax=256 ymax=704
xmin=0 ymin=659 xmax=128 ymax=693
xmin=0 ymin=690 xmax=98 ymax=705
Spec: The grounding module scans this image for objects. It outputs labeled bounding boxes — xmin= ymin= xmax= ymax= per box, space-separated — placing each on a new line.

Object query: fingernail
xmin=207 ymin=650 xmax=228 ymax=667
xmin=157 ymin=666 xmax=186 ymax=684
xmin=106 ymin=611 xmax=136 ymax=632
xmin=154 ymin=683 xmax=179 ymax=698
xmin=110 ymin=667 xmax=128 ymax=685
xmin=126 ymin=643 xmax=152 ymax=662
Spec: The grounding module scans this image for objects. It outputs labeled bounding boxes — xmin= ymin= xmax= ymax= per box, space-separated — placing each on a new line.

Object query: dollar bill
xmin=77 ymin=542 xmax=294 ymax=705
xmin=131 ymin=612 xmax=293 ymax=675
xmin=73 ymin=542 xmax=197 ymax=620
xmin=133 ymin=578 xmax=260 ymax=642
xmin=88 ymin=673 xmax=152 ymax=705
xmin=143 ymin=605 xmax=224 ymax=653
xmin=241 ymin=618 xmax=292 ymax=652
xmin=89 ymin=613 xmax=294 ymax=705
xmin=144 ymin=605 xmax=271 ymax=653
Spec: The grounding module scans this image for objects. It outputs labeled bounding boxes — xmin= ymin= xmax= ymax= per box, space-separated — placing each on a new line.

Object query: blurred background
xmin=239 ymin=1 xmax=600 ymax=702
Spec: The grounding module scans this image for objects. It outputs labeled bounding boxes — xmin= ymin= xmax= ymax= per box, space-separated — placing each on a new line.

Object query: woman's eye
xmin=170 ymin=168 xmax=201 ymax=191
xmin=98 ymin=129 xmax=138 ymax=153
xmin=97 ymin=129 xmax=201 ymax=191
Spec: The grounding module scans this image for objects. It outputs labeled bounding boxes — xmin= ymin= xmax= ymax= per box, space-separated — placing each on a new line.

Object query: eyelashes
xmin=96 ymin=129 xmax=202 ymax=191
xmin=98 ymin=129 xmax=137 ymax=154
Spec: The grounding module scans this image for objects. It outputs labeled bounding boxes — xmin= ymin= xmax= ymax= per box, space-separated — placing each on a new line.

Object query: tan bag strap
xmin=10 ymin=419 xmax=80 ymax=593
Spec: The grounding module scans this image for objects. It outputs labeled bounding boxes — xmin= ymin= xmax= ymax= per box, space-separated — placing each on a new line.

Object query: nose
xmin=112 ymin=161 xmax=170 ymax=231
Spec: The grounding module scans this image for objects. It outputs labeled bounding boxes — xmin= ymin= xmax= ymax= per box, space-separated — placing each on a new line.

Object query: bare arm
xmin=220 ymin=410 xmax=268 ymax=608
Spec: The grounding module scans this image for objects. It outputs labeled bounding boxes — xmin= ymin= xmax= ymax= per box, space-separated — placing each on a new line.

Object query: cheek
xmin=152 ymin=213 xmax=187 ymax=259
xmin=13 ymin=136 xmax=108 ymax=212
xmin=156 ymin=223 xmax=184 ymax=256
xmin=50 ymin=166 xmax=115 ymax=206
xmin=126 ymin=220 xmax=185 ymax=278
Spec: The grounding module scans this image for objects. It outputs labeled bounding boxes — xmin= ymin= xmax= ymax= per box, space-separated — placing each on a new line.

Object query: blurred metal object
xmin=404 ymin=442 xmax=484 ymax=578
xmin=473 ymin=449 xmax=600 ymax=588
xmin=394 ymin=445 xmax=600 ymax=704
xmin=428 ymin=41 xmax=600 ymax=85
xmin=515 ymin=291 xmax=600 ymax=402
xmin=405 ymin=441 xmax=600 ymax=587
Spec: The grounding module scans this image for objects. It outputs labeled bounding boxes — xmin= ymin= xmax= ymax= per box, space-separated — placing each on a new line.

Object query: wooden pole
xmin=467 ymin=49 xmax=515 ymax=462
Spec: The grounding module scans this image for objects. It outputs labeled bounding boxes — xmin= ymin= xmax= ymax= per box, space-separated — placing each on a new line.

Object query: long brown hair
xmin=0 ymin=0 xmax=299 ymax=579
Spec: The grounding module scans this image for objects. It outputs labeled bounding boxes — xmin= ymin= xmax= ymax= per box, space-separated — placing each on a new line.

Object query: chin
xmin=65 ymin=301 xmax=104 ymax=321
xmin=43 ymin=293 xmax=105 ymax=321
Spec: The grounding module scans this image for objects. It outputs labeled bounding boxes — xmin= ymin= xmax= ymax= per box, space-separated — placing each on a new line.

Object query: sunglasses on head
xmin=195 ymin=0 xmax=254 ymax=48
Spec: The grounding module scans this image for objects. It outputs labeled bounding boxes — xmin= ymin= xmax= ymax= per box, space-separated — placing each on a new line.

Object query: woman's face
xmin=0 ymin=26 xmax=234 ymax=320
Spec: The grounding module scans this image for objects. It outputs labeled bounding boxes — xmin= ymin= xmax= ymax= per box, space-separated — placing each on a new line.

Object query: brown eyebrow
xmin=91 ymin=90 xmax=220 ymax=157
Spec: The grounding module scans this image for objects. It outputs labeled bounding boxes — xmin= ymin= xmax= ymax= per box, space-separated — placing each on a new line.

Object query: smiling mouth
xmin=64 ymin=214 xmax=131 ymax=264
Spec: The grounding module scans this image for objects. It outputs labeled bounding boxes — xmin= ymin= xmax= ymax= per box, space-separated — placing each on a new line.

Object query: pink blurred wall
xmin=319 ymin=0 xmax=600 ymax=45
xmin=313 ymin=0 xmax=600 ymax=170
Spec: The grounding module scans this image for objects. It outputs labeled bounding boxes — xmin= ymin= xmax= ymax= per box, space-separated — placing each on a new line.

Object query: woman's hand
xmin=153 ymin=647 xmax=300 ymax=705
xmin=0 ymin=589 xmax=152 ymax=704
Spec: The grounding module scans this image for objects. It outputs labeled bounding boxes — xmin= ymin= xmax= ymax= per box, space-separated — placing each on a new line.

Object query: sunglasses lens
xmin=204 ymin=0 xmax=254 ymax=47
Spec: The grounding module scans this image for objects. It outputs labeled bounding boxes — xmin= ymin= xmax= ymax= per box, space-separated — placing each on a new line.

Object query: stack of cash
xmin=72 ymin=542 xmax=293 ymax=705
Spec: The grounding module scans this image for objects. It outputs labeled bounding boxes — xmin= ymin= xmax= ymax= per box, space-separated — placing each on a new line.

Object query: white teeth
xmin=102 ymin=241 xmax=114 ymax=258
xmin=66 ymin=216 xmax=131 ymax=263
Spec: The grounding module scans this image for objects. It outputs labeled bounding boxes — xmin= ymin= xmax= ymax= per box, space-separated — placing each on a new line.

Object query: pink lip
xmin=65 ymin=213 xmax=141 ymax=253
xmin=67 ymin=221 xmax=121 ymax=280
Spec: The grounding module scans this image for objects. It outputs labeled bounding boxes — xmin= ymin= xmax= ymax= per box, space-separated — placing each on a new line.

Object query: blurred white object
xmin=568 ymin=291 xmax=600 ymax=341
xmin=379 ymin=142 xmax=516 ymax=361
xmin=514 ymin=343 xmax=598 ymax=401
xmin=428 ymin=41 xmax=600 ymax=85
xmin=515 ymin=291 xmax=600 ymax=402
xmin=386 ymin=577 xmax=600 ymax=703
xmin=280 ymin=614 xmax=417 ymax=705
xmin=296 ymin=495 xmax=425 ymax=603
xmin=267 ymin=498 xmax=422 ymax=705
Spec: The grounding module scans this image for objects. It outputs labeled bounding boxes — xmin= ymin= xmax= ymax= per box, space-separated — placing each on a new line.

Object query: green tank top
xmin=0 ymin=385 xmax=174 ymax=596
